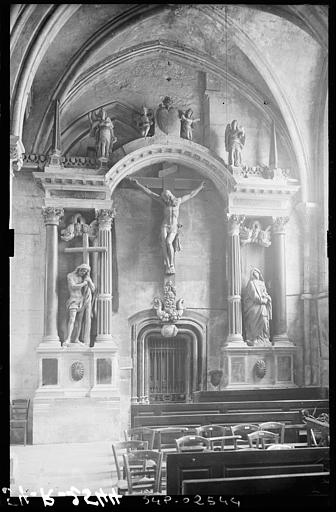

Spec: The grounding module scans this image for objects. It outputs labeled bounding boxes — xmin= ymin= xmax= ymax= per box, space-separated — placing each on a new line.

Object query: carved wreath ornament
xmin=70 ymin=361 xmax=85 ymax=381
xmin=153 ymin=281 xmax=184 ymax=323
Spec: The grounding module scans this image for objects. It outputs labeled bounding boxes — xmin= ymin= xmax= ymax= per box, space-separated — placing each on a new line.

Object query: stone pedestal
xmin=221 ymin=345 xmax=297 ymax=389
xmin=33 ymin=344 xmax=119 ymax=443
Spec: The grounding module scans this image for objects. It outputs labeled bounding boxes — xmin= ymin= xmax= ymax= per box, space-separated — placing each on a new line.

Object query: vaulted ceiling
xmin=10 ymin=4 xmax=328 ymax=201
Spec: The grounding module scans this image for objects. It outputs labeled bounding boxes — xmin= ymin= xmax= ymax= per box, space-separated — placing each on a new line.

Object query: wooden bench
xmin=134 ymin=410 xmax=302 ymax=428
xmin=166 ymin=446 xmax=329 ymax=494
xmin=132 ymin=399 xmax=328 ymax=417
xmin=182 ymin=471 xmax=330 ymax=495
xmin=193 ymin=387 xmax=329 ymax=402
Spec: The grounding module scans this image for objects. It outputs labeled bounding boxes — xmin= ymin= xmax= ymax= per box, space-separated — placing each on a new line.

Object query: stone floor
xmin=10 ymin=441 xmax=119 ymax=497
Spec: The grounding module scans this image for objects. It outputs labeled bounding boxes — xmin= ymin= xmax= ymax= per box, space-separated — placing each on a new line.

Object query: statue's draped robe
xmin=243 ymin=278 xmax=272 ymax=345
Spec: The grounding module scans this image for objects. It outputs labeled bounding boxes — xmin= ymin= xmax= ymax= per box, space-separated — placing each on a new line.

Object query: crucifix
xmin=128 ymin=163 xmax=205 ymax=283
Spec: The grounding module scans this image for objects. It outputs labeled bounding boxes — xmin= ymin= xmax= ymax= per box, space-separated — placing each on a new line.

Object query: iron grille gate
xmin=147 ymin=336 xmax=191 ymax=402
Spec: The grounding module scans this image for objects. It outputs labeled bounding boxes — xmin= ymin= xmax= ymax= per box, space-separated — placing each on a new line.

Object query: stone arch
xmin=105 ymin=135 xmax=236 ymax=202
xmin=129 ymin=309 xmax=208 ymax=403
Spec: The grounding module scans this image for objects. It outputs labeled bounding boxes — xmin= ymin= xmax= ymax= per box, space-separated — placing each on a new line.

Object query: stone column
xmin=42 ymin=207 xmax=64 ymax=344
xmin=95 ymin=208 xmax=115 ymax=343
xmin=226 ymin=214 xmax=245 ymax=344
xmin=272 ymin=217 xmax=290 ymax=343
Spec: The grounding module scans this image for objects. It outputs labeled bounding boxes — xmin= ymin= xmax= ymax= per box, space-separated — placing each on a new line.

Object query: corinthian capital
xmin=272 ymin=216 xmax=289 ymax=234
xmin=10 ymin=135 xmax=25 ymax=173
xmin=42 ymin=207 xmax=64 ymax=225
xmin=95 ymin=208 xmax=116 ymax=229
xmin=227 ymin=214 xmax=245 ymax=236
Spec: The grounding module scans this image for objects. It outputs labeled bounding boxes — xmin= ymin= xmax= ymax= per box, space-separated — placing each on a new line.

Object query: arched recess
xmin=105 ymin=135 xmax=236 ymax=200
xmin=129 ymin=309 xmax=208 ymax=403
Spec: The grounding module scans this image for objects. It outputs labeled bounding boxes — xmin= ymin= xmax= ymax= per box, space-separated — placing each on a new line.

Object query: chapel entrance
xmin=147 ymin=335 xmax=191 ymax=402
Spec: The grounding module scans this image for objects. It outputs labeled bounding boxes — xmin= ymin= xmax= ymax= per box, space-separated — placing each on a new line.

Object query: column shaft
xmin=95 ymin=209 xmax=114 ymax=343
xmin=272 ymin=217 xmax=289 ymax=342
xmin=226 ymin=215 xmax=244 ymax=343
xmin=42 ymin=207 xmax=64 ymax=343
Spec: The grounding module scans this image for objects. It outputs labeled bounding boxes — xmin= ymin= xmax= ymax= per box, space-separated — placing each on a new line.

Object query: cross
xmin=125 ymin=162 xmax=206 ymax=195
xmin=64 ymin=231 xmax=106 ymax=265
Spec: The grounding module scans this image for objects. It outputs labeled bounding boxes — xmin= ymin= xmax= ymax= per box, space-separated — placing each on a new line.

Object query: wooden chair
xmin=196 ymin=425 xmax=239 ymax=450
xmin=112 ymin=440 xmax=148 ymax=494
xmin=10 ymin=399 xmax=30 ymax=445
xmin=123 ymin=450 xmax=163 ymax=495
xmin=175 ymin=435 xmax=210 ymax=453
xmin=124 ymin=427 xmax=155 ymax=450
xmin=231 ymin=423 xmax=259 ymax=448
xmin=155 ymin=427 xmax=190 ymax=453
xmin=259 ymin=421 xmax=285 ymax=443
xmin=248 ymin=430 xmax=280 ymax=449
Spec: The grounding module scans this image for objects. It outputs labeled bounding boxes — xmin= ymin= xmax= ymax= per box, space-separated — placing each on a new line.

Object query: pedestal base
xmin=33 ymin=343 xmax=120 ymax=443
xmin=221 ymin=344 xmax=297 ymax=388
xmin=33 ymin=397 xmax=120 ymax=444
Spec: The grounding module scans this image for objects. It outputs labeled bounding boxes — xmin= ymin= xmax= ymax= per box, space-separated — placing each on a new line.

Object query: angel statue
xmin=88 ymin=107 xmax=117 ymax=159
xmin=134 ymin=106 xmax=154 ymax=137
xmin=180 ymin=108 xmax=200 ymax=141
xmin=225 ymin=120 xmax=246 ymax=167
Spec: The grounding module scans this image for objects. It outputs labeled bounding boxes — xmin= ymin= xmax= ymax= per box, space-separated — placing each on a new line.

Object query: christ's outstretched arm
xmin=180 ymin=181 xmax=205 ymax=203
xmin=129 ymin=177 xmax=161 ymax=202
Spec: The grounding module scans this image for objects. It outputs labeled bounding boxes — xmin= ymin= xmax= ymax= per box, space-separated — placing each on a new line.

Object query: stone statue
xmin=63 ymin=263 xmax=95 ymax=346
xmin=180 ymin=108 xmax=200 ymax=140
xmin=129 ymin=177 xmax=205 ymax=274
xmin=135 ymin=106 xmax=154 ymax=137
xmin=243 ymin=268 xmax=272 ymax=346
xmin=88 ymin=107 xmax=117 ymax=159
xmin=225 ymin=119 xmax=246 ymax=166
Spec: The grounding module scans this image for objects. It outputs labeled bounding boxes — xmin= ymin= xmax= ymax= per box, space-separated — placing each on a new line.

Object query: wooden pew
xmin=166 ymin=447 xmax=329 ymax=494
xmin=134 ymin=410 xmax=302 ymax=428
xmin=193 ymin=387 xmax=329 ymax=402
xmin=182 ymin=471 xmax=330 ymax=495
xmin=133 ymin=399 xmax=328 ymax=417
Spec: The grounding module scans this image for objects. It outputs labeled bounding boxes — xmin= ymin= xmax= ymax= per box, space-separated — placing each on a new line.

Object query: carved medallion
xmin=209 ymin=369 xmax=223 ymax=388
xmin=255 ymin=359 xmax=267 ymax=379
xmin=156 ymin=97 xmax=180 ymax=136
xmin=70 ymin=361 xmax=85 ymax=381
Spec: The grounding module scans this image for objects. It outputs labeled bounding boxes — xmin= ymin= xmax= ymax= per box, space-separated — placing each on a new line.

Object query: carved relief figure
xmin=88 ymin=107 xmax=117 ymax=158
xmin=225 ymin=120 xmax=246 ymax=166
xmin=63 ymin=264 xmax=95 ymax=346
xmin=240 ymin=220 xmax=272 ymax=248
xmin=180 ymin=108 xmax=200 ymax=140
xmin=129 ymin=177 xmax=205 ymax=274
xmin=243 ymin=268 xmax=272 ymax=346
xmin=135 ymin=106 xmax=154 ymax=137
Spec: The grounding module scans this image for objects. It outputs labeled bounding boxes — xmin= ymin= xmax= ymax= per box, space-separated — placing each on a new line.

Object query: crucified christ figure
xmin=129 ymin=177 xmax=205 ymax=274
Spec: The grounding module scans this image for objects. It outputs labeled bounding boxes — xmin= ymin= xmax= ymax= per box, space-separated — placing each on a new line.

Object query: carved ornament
xmin=227 ymin=214 xmax=245 ymax=236
xmin=42 ymin=207 xmax=64 ymax=225
xmin=272 ymin=216 xmax=289 ymax=234
xmin=10 ymin=135 xmax=25 ymax=173
xmin=240 ymin=220 xmax=271 ymax=247
xmin=61 ymin=213 xmax=98 ymax=242
xmin=156 ymin=97 xmax=180 ymax=136
xmin=153 ymin=281 xmax=184 ymax=323
xmin=70 ymin=361 xmax=85 ymax=381
xmin=95 ymin=208 xmax=116 ymax=229
xmin=255 ymin=359 xmax=267 ymax=379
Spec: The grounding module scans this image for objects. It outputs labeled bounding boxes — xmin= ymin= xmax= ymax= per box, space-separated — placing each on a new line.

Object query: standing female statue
xmin=243 ymin=268 xmax=272 ymax=346
xmin=88 ymin=107 xmax=117 ymax=159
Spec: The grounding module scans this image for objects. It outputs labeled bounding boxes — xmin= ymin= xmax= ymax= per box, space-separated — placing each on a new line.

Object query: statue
xmin=129 ymin=177 xmax=205 ymax=274
xmin=63 ymin=264 xmax=95 ymax=346
xmin=134 ymin=106 xmax=154 ymax=137
xmin=88 ymin=107 xmax=117 ymax=159
xmin=225 ymin=119 xmax=246 ymax=167
xmin=243 ymin=268 xmax=272 ymax=346
xmin=180 ymin=108 xmax=200 ymax=140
